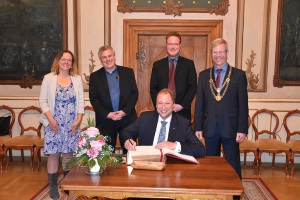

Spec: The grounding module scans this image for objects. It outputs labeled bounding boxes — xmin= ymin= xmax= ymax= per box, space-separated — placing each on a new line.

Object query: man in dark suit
xmin=121 ymin=89 xmax=205 ymax=158
xmin=89 ymin=45 xmax=138 ymax=151
xmin=194 ymin=38 xmax=248 ymax=181
xmin=150 ymin=32 xmax=197 ymax=120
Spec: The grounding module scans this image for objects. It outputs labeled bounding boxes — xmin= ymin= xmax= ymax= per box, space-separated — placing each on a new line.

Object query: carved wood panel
xmin=123 ymin=19 xmax=223 ymax=114
xmin=117 ymin=0 xmax=230 ymax=17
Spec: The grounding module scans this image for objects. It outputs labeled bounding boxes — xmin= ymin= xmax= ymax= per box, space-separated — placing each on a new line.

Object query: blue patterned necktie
xmin=157 ymin=121 xmax=167 ymax=144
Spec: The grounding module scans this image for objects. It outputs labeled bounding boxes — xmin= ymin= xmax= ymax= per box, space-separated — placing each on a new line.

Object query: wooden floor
xmin=0 ymin=157 xmax=300 ymax=200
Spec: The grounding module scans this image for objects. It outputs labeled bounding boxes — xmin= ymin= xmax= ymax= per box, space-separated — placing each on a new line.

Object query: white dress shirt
xmin=153 ymin=115 xmax=181 ymax=152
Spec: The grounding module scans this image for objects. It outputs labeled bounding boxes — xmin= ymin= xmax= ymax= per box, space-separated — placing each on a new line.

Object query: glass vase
xmin=86 ymin=159 xmax=103 ymax=174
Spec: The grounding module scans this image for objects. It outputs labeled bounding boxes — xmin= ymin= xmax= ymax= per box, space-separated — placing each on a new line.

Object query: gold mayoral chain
xmin=209 ymin=66 xmax=232 ymax=101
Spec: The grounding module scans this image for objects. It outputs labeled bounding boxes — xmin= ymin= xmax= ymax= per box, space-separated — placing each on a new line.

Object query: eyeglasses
xmin=61 ymin=58 xmax=72 ymax=63
xmin=167 ymin=43 xmax=180 ymax=46
xmin=212 ymin=51 xmax=227 ymax=55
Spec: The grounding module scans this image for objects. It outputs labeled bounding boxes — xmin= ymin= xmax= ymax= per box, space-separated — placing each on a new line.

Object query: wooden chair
xmin=283 ymin=109 xmax=300 ymax=176
xmin=220 ymin=115 xmax=258 ymax=175
xmin=0 ymin=105 xmax=15 ymax=171
xmin=34 ymin=138 xmax=44 ymax=171
xmin=81 ymin=105 xmax=95 ymax=131
xmin=252 ymin=108 xmax=290 ymax=175
xmin=239 ymin=115 xmax=258 ymax=175
xmin=3 ymin=106 xmax=42 ymax=171
xmin=138 ymin=106 xmax=155 ymax=117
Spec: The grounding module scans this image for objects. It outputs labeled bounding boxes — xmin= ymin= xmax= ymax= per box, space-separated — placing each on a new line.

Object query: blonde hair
xmin=50 ymin=50 xmax=78 ymax=75
xmin=210 ymin=38 xmax=228 ymax=52
xmin=98 ymin=45 xmax=115 ymax=58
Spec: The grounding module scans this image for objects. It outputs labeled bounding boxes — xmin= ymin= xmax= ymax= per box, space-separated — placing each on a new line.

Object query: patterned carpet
xmin=30 ymin=175 xmax=277 ymax=200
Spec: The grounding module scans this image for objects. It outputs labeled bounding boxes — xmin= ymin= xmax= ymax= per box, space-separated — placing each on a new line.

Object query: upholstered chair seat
xmin=0 ymin=105 xmax=15 ymax=171
xmin=255 ymin=138 xmax=290 ymax=151
xmin=287 ymin=140 xmax=300 ymax=151
xmin=252 ymin=109 xmax=290 ymax=176
xmin=283 ymin=109 xmax=300 ymax=176
xmin=0 ymin=136 xmax=11 ymax=145
xmin=4 ymin=135 xmax=40 ymax=147
xmin=3 ymin=106 xmax=42 ymax=171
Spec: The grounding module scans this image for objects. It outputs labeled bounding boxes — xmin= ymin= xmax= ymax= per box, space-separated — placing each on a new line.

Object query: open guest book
xmin=126 ymin=146 xmax=199 ymax=165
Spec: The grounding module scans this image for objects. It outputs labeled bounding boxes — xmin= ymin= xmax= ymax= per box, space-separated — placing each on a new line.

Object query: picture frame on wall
xmin=117 ymin=0 xmax=229 ymax=17
xmin=0 ymin=0 xmax=68 ymax=89
xmin=274 ymin=0 xmax=300 ymax=87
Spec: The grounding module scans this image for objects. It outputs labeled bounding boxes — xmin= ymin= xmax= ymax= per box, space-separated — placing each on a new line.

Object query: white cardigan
xmin=39 ymin=72 xmax=85 ymax=127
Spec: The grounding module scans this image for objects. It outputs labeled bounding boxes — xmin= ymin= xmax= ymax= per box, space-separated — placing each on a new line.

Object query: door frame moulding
xmin=123 ymin=19 xmax=223 ymax=77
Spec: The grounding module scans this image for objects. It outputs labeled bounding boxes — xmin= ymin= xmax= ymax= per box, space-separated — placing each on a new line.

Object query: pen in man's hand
xmin=129 ymin=139 xmax=136 ymax=150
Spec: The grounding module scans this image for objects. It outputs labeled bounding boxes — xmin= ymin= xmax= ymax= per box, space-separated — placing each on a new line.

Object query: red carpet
xmin=242 ymin=178 xmax=278 ymax=200
xmin=31 ymin=175 xmax=277 ymax=200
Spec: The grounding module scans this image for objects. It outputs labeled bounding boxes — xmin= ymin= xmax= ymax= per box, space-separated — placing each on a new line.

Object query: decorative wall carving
xmin=245 ymin=50 xmax=259 ymax=91
xmin=209 ymin=0 xmax=230 ymax=16
xmin=117 ymin=0 xmax=134 ymax=13
xmin=83 ymin=51 xmax=96 ymax=84
xmin=117 ymin=0 xmax=229 ymax=17
xmin=235 ymin=0 xmax=270 ymax=92
xmin=162 ymin=0 xmax=183 ymax=17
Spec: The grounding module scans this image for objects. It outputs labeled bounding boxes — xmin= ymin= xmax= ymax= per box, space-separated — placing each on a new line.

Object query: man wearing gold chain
xmin=194 ymin=38 xmax=248 ymax=182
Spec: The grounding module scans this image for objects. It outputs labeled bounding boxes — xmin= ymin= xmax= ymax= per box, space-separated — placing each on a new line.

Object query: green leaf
xmin=88 ymin=158 xmax=96 ymax=168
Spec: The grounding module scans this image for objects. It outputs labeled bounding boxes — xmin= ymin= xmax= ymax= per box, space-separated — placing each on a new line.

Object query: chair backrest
xmin=248 ymin=115 xmax=251 ymax=129
xmin=251 ymin=108 xmax=279 ymax=140
xmin=84 ymin=105 xmax=95 ymax=112
xmin=138 ymin=106 xmax=155 ymax=117
xmin=18 ymin=106 xmax=42 ymax=138
xmin=283 ymin=109 xmax=300 ymax=142
xmin=81 ymin=106 xmax=95 ymax=131
xmin=0 ymin=105 xmax=16 ymax=137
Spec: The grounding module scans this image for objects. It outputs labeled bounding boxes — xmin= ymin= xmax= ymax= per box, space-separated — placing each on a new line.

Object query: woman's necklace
xmin=209 ymin=66 xmax=232 ymax=101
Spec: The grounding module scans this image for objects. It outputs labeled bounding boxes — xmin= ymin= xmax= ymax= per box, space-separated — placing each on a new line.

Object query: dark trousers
xmin=97 ymin=117 xmax=133 ymax=153
xmin=205 ymin=123 xmax=242 ymax=180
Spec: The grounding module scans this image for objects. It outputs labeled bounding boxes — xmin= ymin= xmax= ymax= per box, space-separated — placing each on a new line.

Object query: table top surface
xmin=60 ymin=156 xmax=244 ymax=196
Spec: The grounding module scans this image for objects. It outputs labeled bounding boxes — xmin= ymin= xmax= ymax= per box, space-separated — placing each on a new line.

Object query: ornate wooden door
xmin=123 ymin=19 xmax=223 ymax=115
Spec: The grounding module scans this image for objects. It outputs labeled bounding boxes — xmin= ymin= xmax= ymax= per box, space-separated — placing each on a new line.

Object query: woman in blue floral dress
xmin=39 ymin=50 xmax=84 ymax=200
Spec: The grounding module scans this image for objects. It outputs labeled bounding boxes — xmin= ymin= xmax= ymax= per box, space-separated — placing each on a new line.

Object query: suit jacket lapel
xmin=162 ymin=58 xmax=169 ymax=86
xmin=168 ymin=113 xmax=178 ymax=142
xmin=149 ymin=112 xmax=159 ymax=141
xmin=118 ymin=66 xmax=125 ymax=99
xmin=98 ymin=68 xmax=109 ymax=94
xmin=175 ymin=56 xmax=183 ymax=75
xmin=98 ymin=68 xmax=113 ymax=110
xmin=225 ymin=65 xmax=231 ymax=79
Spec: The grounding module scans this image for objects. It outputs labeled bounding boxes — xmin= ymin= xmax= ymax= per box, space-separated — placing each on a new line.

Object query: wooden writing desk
xmin=60 ymin=156 xmax=243 ymax=200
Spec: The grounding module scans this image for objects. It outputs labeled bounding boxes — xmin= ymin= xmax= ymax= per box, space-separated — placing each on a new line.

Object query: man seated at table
xmin=120 ymin=89 xmax=205 ymax=158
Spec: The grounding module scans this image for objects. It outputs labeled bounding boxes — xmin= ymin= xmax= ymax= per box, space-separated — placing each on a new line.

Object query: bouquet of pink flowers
xmin=65 ymin=127 xmax=122 ymax=171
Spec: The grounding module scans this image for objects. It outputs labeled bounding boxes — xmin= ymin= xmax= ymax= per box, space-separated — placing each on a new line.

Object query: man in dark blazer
xmin=150 ymin=32 xmax=197 ymax=120
xmin=194 ymin=38 xmax=248 ymax=181
xmin=89 ymin=45 xmax=138 ymax=151
xmin=121 ymin=89 xmax=205 ymax=158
